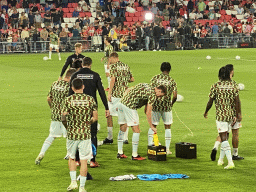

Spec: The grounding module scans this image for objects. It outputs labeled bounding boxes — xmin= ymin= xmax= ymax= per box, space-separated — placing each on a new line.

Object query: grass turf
xmin=1 ymin=49 xmax=256 ymax=192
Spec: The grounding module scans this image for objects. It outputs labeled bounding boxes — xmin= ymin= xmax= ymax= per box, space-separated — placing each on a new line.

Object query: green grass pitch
xmin=1 ymin=49 xmax=256 ymax=192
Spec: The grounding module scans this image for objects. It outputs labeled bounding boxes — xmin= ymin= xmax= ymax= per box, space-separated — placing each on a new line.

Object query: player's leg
xmin=56 ymin=47 xmax=61 ymax=60
xmin=103 ymin=115 xmax=113 ymax=144
xmin=217 ymin=121 xmax=234 ymax=169
xmin=123 ymin=127 xmax=129 ymax=144
xmin=162 ymin=111 xmax=173 ymax=155
xmin=211 ymin=136 xmax=221 ymax=161
xmin=232 ymin=122 xmax=244 ymax=160
xmin=78 ymin=139 xmax=92 ymax=192
xmin=117 ymin=103 xmax=128 ymax=158
xmin=149 ymin=111 xmax=161 ymax=146
xmin=104 ymin=63 xmax=110 ymax=90
xmin=90 ymin=122 xmax=100 ymax=167
xmin=49 ymin=45 xmax=52 ymax=59
xmin=67 ymin=140 xmax=78 ymax=191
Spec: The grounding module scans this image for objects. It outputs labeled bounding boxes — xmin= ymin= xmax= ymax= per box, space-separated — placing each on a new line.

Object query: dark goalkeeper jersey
xmin=60 ymin=53 xmax=85 ymax=77
xmin=48 ymin=80 xmax=70 ymax=121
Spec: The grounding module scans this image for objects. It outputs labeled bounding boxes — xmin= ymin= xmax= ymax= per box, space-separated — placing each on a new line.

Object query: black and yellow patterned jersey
xmin=48 ymin=80 xmax=70 ymax=121
xmin=121 ymin=83 xmax=156 ymax=110
xmin=209 ymin=80 xmax=239 ymax=122
xmin=109 ymin=61 xmax=133 ymax=98
xmin=62 ymin=93 xmax=97 ymax=140
xmin=104 ymin=44 xmax=113 ymax=62
xmin=150 ymin=73 xmax=177 ymax=112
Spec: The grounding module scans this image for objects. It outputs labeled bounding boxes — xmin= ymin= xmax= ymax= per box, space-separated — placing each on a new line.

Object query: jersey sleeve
xmin=150 ymin=76 xmax=156 ymax=87
xmin=209 ymin=84 xmax=216 ymax=99
xmin=62 ymin=97 xmax=70 ymax=114
xmin=172 ymin=79 xmax=177 ymax=92
xmin=148 ymin=92 xmax=157 ymax=105
xmin=92 ymin=98 xmax=98 ymax=111
xmin=60 ymin=56 xmax=72 ymax=77
xmin=109 ymin=64 xmax=117 ymax=77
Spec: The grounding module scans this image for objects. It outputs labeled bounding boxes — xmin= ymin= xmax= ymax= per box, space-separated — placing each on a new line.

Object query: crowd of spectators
xmin=1 ymin=0 xmax=256 ymax=52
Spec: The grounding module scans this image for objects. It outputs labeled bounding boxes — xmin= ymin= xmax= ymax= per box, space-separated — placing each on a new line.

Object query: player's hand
xmin=58 ymin=77 xmax=62 ymax=81
xmin=237 ymin=114 xmax=242 ymax=122
xmin=231 ymin=117 xmax=237 ymax=127
xmin=108 ymin=94 xmax=112 ymax=102
xmin=105 ymin=110 xmax=110 ymax=118
xmin=203 ymin=112 xmax=208 ymax=118
xmin=151 ymin=127 xmax=157 ymax=134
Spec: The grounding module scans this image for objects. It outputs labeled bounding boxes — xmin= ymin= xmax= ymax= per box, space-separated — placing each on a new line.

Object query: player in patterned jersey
xmin=204 ymin=66 xmax=242 ymax=169
xmin=35 ymin=68 xmax=77 ymax=165
xmin=62 ymin=78 xmax=98 ymax=192
xmin=103 ymin=52 xmax=134 ymax=144
xmin=48 ymin=29 xmax=61 ymax=60
xmin=117 ymin=83 xmax=166 ymax=160
xmin=101 ymin=37 xmax=113 ymax=90
xmin=149 ymin=62 xmax=177 ymax=155
xmin=210 ymin=64 xmax=244 ymax=161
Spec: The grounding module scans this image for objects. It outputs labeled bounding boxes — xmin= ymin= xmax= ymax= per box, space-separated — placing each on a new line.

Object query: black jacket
xmin=60 ymin=53 xmax=85 ymax=77
xmin=153 ymin=25 xmax=162 ymax=37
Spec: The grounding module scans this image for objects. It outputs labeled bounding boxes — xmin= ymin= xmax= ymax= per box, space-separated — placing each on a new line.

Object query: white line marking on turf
xmin=217 ymin=57 xmax=256 ymax=61
xmin=173 ymin=108 xmax=194 ymax=137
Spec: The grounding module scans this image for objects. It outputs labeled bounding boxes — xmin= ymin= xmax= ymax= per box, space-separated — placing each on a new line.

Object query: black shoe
xmin=123 ymin=140 xmax=129 ymax=144
xmin=211 ymin=148 xmax=217 ymax=161
xmin=87 ymin=172 xmax=93 ymax=180
xmin=103 ymin=138 xmax=113 ymax=144
xmin=232 ymin=155 xmax=244 ymax=160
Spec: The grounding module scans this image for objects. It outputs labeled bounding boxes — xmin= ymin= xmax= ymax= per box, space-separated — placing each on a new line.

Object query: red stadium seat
xmin=123 ymin=22 xmax=129 ymax=26
xmin=63 ymin=8 xmax=69 ymax=13
xmin=130 ymin=22 xmax=135 ymax=26
xmin=135 ymin=12 xmax=141 ymax=17
xmin=41 ymin=12 xmax=45 ymax=18
xmin=68 ymin=3 xmax=72 ymax=8
xmin=79 ymin=12 xmax=85 ymax=17
xmin=69 ymin=8 xmax=74 ymax=13
xmin=125 ymin=12 xmax=129 ymax=17
xmin=134 ymin=2 xmax=139 ymax=7
xmin=72 ymin=3 xmax=78 ymax=8
xmin=63 ymin=13 xmax=68 ymax=17
xmin=133 ymin=17 xmax=139 ymax=22
xmin=220 ymin=10 xmax=226 ymax=15
xmin=67 ymin=13 xmax=72 ymax=18
xmin=139 ymin=16 xmax=144 ymax=22
xmin=85 ymin=12 xmax=92 ymax=17
xmin=136 ymin=7 xmax=143 ymax=12
xmin=129 ymin=13 xmax=135 ymax=17
xmin=126 ymin=17 xmax=132 ymax=22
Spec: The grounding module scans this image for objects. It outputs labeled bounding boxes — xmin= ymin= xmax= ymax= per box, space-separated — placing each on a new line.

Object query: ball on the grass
xmin=236 ymin=56 xmax=240 ymax=60
xmin=238 ymin=83 xmax=245 ymax=90
xmin=206 ymin=56 xmax=211 ymax=60
xmin=43 ymin=56 xmax=48 ymax=61
xmin=177 ymin=94 xmax=184 ymax=102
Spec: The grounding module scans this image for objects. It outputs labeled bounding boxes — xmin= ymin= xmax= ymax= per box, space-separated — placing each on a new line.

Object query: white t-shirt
xmin=208 ymin=2 xmax=214 ymax=10
xmin=189 ymin=12 xmax=197 ymax=20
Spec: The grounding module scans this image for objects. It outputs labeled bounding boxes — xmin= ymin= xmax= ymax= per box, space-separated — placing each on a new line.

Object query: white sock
xmin=49 ymin=51 xmax=52 ymax=59
xmin=107 ymin=77 xmax=111 ymax=87
xmin=80 ymin=176 xmax=87 ymax=188
xmin=213 ymin=141 xmax=220 ymax=150
xmin=132 ymin=133 xmax=140 ymax=157
xmin=107 ymin=127 xmax=113 ymax=140
xmin=233 ymin=148 xmax=238 ymax=156
xmin=58 ymin=52 xmax=61 ymax=59
xmin=222 ymin=141 xmax=233 ymax=164
xmin=148 ymin=128 xmax=154 ymax=146
xmin=39 ymin=136 xmax=55 ymax=156
xmin=124 ymin=128 xmax=129 ymax=141
xmin=70 ymin=171 xmax=76 ymax=182
xmin=165 ymin=129 xmax=171 ymax=151
xmin=118 ymin=130 xmax=125 ymax=154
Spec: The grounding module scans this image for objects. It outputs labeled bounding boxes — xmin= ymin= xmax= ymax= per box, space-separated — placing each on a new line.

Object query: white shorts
xmin=50 ymin=44 xmax=59 ymax=49
xmin=49 ymin=121 xmax=67 ymax=137
xmin=104 ymin=63 xmax=110 ymax=73
xmin=108 ymin=97 xmax=121 ymax=117
xmin=66 ymin=139 xmax=93 ymax=160
xmin=118 ymin=103 xmax=139 ymax=126
xmin=216 ymin=120 xmax=242 ymax=133
xmin=152 ymin=111 xmax=173 ymax=125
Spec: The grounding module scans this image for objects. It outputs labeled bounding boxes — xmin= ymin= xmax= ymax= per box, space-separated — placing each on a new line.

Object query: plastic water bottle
xmin=153 ymin=133 xmax=159 ymax=146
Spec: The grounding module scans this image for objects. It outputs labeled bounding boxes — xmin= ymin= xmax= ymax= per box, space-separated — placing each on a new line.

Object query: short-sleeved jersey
xmin=209 ymin=80 xmax=239 ymax=122
xmin=62 ymin=93 xmax=97 ymax=140
xmin=50 ymin=33 xmax=58 ymax=45
xmin=150 ymin=73 xmax=177 ymax=112
xmin=48 ymin=80 xmax=70 ymax=121
xmin=109 ymin=61 xmax=133 ymax=98
xmin=104 ymin=44 xmax=113 ymax=60
xmin=121 ymin=83 xmax=156 ymax=110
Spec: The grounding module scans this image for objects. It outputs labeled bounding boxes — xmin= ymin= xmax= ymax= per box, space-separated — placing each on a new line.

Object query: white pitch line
xmin=217 ymin=57 xmax=256 ymax=61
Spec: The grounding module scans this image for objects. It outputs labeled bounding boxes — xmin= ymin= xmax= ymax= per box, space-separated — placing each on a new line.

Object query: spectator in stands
xmin=82 ymin=2 xmax=90 ymax=12
xmin=214 ymin=0 xmax=221 ymax=13
xmin=20 ymin=12 xmax=28 ymax=29
xmin=109 ymin=25 xmax=118 ymax=50
xmin=1 ymin=9 xmax=8 ymax=30
xmin=223 ymin=24 xmax=230 ymax=46
xmin=11 ymin=9 xmax=19 ymax=29
xmin=197 ymin=11 xmax=203 ymax=19
xmin=208 ymin=0 xmax=215 ymax=11
xmin=39 ymin=5 xmax=45 ymax=13
xmin=105 ymin=0 xmax=112 ymax=12
xmin=203 ymin=11 xmax=208 ymax=19
xmin=187 ymin=0 xmax=194 ymax=13
xmin=136 ymin=22 xmax=144 ymax=51
xmin=73 ymin=8 xmax=80 ymax=17
xmin=83 ymin=16 xmax=90 ymax=26
xmin=45 ymin=3 xmax=51 ymax=12
xmin=163 ymin=5 xmax=170 ymax=21
xmin=59 ymin=6 xmax=64 ymax=23
xmin=103 ymin=13 xmax=112 ymax=26
xmin=40 ymin=27 xmax=49 ymax=52
xmin=151 ymin=3 xmax=159 ymax=15
xmin=212 ymin=22 xmax=219 ymax=38
xmin=62 ymin=0 xmax=68 ymax=8
xmin=10 ymin=0 xmax=17 ymax=8
xmin=1 ymin=0 xmax=8 ymax=12
xmin=209 ymin=9 xmax=216 ymax=20
xmin=23 ymin=0 xmax=30 ymax=14
xmin=120 ymin=35 xmax=129 ymax=51
xmin=81 ymin=26 xmax=89 ymax=40
xmin=126 ymin=3 xmax=136 ymax=13
xmin=94 ymin=14 xmax=101 ymax=27
xmin=189 ymin=8 xmax=197 ymax=21
xmin=96 ymin=2 xmax=103 ymax=16
xmin=52 ymin=10 xmax=61 ymax=27
xmin=201 ymin=26 xmax=208 ymax=38
xmin=111 ymin=4 xmax=118 ymax=17
xmin=21 ymin=26 xmax=30 ymax=41
xmin=34 ymin=12 xmax=42 ymax=29
xmin=144 ymin=22 xmax=152 ymax=51
xmin=193 ymin=24 xmax=201 ymax=48
xmin=155 ymin=14 xmax=162 ymax=23
xmin=153 ymin=22 xmax=161 ymax=51
xmin=77 ymin=4 xmax=82 ymax=12
xmin=236 ymin=4 xmax=244 ymax=15
xmin=72 ymin=25 xmax=80 ymax=39
xmin=119 ymin=0 xmax=126 ymax=17
xmin=44 ymin=10 xmax=51 ymax=28
xmin=31 ymin=3 xmax=39 ymax=13
xmin=176 ymin=15 xmax=184 ymax=24
xmin=142 ymin=0 xmax=150 ymax=10
xmin=244 ymin=22 xmax=252 ymax=36
xmin=197 ymin=0 xmax=206 ymax=14
xmin=40 ymin=0 xmax=46 ymax=6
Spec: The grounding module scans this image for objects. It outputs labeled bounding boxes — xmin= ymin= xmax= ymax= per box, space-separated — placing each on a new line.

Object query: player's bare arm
xmin=234 ymin=95 xmax=242 ymax=122
xmin=204 ymin=97 xmax=214 ymax=118
xmin=146 ymin=104 xmax=157 ymax=133
xmin=171 ymin=91 xmax=177 ymax=107
xmin=90 ymin=110 xmax=98 ymax=124
xmin=129 ymin=76 xmax=135 ymax=82
xmin=47 ymin=96 xmax=52 ymax=108
xmin=107 ymin=76 xmax=116 ymax=102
